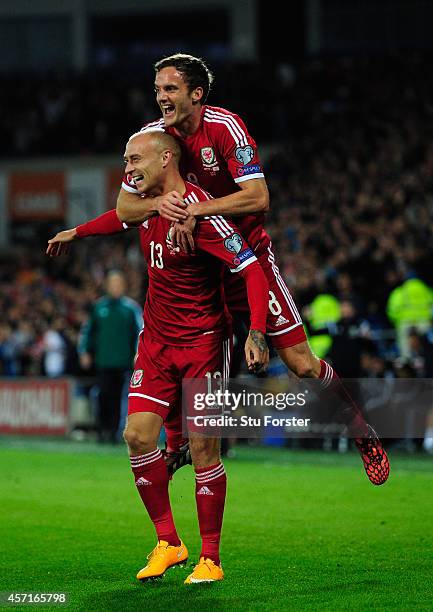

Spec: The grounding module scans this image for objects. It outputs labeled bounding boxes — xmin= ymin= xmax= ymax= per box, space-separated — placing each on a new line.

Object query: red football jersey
xmin=123 ymin=105 xmax=270 ymax=257
xmin=138 ymin=181 xmax=258 ymax=345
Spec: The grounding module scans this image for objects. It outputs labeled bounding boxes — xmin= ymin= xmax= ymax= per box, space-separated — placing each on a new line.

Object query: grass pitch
xmin=0 ymin=439 xmax=432 ymax=611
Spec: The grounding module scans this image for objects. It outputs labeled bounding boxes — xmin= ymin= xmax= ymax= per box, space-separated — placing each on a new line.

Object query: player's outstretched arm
xmin=46 ymin=209 xmax=126 ymax=257
xmin=46 ymin=228 xmax=78 ymax=257
xmin=189 ymin=178 xmax=269 ymax=219
xmin=116 ymin=187 xmax=188 ymax=224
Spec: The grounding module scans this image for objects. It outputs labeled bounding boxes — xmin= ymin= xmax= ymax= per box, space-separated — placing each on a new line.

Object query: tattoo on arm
xmin=249 ymin=330 xmax=267 ymax=352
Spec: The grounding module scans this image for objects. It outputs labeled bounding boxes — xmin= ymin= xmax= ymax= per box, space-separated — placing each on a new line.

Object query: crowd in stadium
xmin=1 ymin=53 xmax=433 ymax=381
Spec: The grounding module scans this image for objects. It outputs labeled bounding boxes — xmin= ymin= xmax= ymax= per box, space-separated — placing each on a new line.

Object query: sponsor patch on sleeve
xmin=237 ymin=164 xmax=262 ymax=177
xmin=232 ymin=248 xmax=255 ymax=266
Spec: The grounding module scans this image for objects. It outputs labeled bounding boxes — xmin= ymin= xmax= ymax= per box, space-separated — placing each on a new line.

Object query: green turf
xmin=0 ymin=439 xmax=432 ymax=611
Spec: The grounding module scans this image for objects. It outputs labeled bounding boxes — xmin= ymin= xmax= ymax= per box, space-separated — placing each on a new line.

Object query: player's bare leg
xmin=185 ymin=434 xmax=225 ymax=584
xmin=189 ymin=433 xmax=220 ymax=468
xmin=277 ymin=341 xmax=390 ymax=485
xmin=163 ymin=412 xmax=192 ymax=478
xmin=124 ymin=412 xmax=188 ymax=580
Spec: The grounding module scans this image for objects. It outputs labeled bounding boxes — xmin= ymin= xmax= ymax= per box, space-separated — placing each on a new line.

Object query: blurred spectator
xmin=328 ymin=301 xmax=370 ymax=378
xmin=406 ymin=328 xmax=433 ymax=377
xmin=386 ymin=277 xmax=433 ymax=357
xmin=42 ymin=318 xmax=68 ymax=377
xmin=78 ymin=270 xmax=142 ymax=443
xmin=304 ymin=293 xmax=341 ymax=359
xmin=0 ymin=324 xmax=20 ymax=376
xmin=360 ymin=352 xmax=394 ymax=379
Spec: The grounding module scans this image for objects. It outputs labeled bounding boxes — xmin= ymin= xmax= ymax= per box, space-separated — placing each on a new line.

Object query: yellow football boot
xmin=136 ymin=540 xmax=188 ymax=581
xmin=184 ymin=557 xmax=224 ymax=584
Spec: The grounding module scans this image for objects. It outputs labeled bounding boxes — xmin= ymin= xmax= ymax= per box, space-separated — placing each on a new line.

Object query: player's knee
xmin=123 ymin=426 xmax=157 ymax=454
xmin=280 ymin=343 xmax=321 ymax=378
xmin=292 ymin=359 xmax=317 ymax=378
xmin=291 ymin=352 xmax=321 ymax=378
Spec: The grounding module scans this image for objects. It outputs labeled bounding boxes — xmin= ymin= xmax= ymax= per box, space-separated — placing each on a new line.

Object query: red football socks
xmin=194 ymin=462 xmax=227 ymax=566
xmin=130 ymin=449 xmax=180 ymax=546
xmin=319 ymin=359 xmax=368 ymax=436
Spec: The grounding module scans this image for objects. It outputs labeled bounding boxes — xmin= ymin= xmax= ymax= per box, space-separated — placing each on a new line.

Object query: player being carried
xmin=49 ymin=53 xmax=389 ymax=486
xmin=48 ymin=129 xmax=269 ymax=584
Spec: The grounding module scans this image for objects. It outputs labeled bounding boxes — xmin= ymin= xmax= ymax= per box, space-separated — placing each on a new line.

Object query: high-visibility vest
xmin=308 ymin=294 xmax=341 ymax=358
xmin=309 ymin=294 xmax=341 ymax=330
xmin=387 ymin=279 xmax=433 ymax=326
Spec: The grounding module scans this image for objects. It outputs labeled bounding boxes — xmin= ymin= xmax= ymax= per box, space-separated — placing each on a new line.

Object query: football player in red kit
xmin=115 ymin=54 xmax=389 ymax=486
xmin=48 ymin=129 xmax=269 ymax=584
xmin=49 ymin=54 xmax=389 ymax=486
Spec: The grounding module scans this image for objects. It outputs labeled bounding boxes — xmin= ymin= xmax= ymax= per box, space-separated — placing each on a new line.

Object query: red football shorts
xmin=128 ymin=331 xmax=232 ymax=421
xmin=225 ymin=242 xmax=307 ymax=349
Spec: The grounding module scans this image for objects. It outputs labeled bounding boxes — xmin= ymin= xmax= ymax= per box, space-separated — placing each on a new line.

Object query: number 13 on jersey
xmin=150 ymin=241 xmax=164 ymax=269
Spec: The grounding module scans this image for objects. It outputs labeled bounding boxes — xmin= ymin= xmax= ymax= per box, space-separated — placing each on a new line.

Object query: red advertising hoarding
xmin=0 ymin=378 xmax=71 ymax=436
xmin=8 ymin=171 xmax=66 ymax=220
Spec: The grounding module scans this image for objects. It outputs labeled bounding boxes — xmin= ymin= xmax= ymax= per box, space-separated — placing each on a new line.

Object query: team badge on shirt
xmin=200 ymin=146 xmax=219 ymax=173
xmin=130 ymin=369 xmax=143 ymax=388
xmin=235 ymin=145 xmax=254 ymax=165
xmin=166 ymin=227 xmax=181 ymax=254
xmin=201 ymin=146 xmax=216 ymax=165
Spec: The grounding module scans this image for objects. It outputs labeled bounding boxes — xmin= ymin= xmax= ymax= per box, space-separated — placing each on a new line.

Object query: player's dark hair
xmin=154 ymin=53 xmax=214 ymax=104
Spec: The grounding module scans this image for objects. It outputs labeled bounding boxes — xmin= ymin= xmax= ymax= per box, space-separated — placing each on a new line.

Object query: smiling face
xmin=154 ymin=66 xmax=203 ymax=128
xmin=124 ymin=133 xmax=166 ymax=195
xmin=124 ymin=131 xmax=181 ymax=195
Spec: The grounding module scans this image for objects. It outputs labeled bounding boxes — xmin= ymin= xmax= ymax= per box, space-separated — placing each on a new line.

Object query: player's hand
xmin=46 ymin=228 xmax=78 ymax=257
xmin=245 ymin=330 xmax=269 ymax=373
xmin=156 ymin=191 xmax=188 ymax=223
xmin=170 ymin=215 xmax=197 ymax=254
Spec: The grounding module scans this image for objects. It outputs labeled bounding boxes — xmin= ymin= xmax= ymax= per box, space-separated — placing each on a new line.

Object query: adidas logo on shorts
xmin=197 ymin=486 xmax=214 ymax=496
xmin=275 ymin=314 xmax=289 ymax=326
xmin=136 ymin=477 xmax=152 ymax=486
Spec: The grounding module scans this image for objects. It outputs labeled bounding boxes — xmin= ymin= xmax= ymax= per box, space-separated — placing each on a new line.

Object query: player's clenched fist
xmin=245 ymin=330 xmax=269 ymax=373
xmin=46 ymin=228 xmax=77 ymax=257
xmin=155 ymin=190 xmax=188 ymax=222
